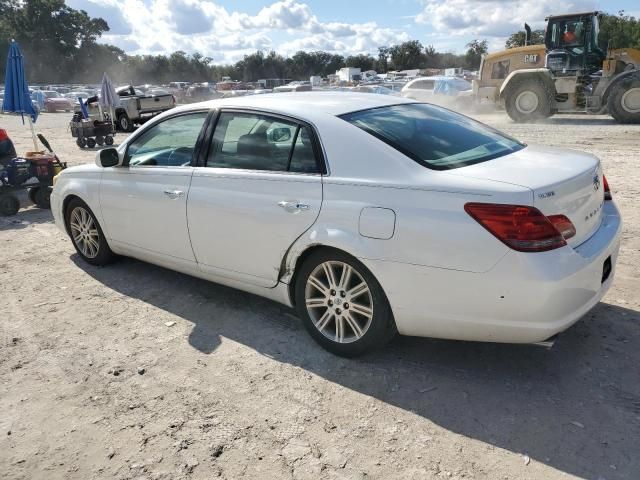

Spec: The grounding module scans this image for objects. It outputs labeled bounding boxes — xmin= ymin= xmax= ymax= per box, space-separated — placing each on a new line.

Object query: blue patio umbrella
xmin=2 ymin=40 xmax=39 ymax=150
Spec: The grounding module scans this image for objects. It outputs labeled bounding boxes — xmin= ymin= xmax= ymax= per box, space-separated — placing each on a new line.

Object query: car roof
xmin=184 ymin=91 xmax=413 ymax=120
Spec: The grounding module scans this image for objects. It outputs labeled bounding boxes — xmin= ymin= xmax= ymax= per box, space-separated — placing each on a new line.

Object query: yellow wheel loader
xmin=473 ymin=11 xmax=640 ymax=123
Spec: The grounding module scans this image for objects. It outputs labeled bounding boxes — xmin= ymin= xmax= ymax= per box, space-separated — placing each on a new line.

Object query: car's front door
xmin=188 ymin=110 xmax=324 ymax=287
xmin=100 ymin=111 xmax=209 ymax=264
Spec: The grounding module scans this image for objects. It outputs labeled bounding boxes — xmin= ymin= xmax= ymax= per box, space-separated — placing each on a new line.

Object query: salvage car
xmin=50 ymin=93 xmax=621 ymax=356
xmin=40 ymin=90 xmax=74 ymax=112
xmin=82 ymin=85 xmax=176 ymax=133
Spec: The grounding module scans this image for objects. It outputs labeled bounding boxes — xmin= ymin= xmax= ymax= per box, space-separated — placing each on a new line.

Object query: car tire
xmin=104 ymin=136 xmax=114 ymax=146
xmin=505 ymin=77 xmax=554 ymax=123
xmin=76 ymin=137 xmax=87 ymax=148
xmin=64 ymin=198 xmax=115 ymax=266
xmin=86 ymin=137 xmax=97 ymax=148
xmin=95 ymin=135 xmax=104 ymax=146
xmin=0 ymin=194 xmax=20 ymax=216
xmin=34 ymin=187 xmax=51 ymax=209
xmin=28 ymin=187 xmax=39 ymax=205
xmin=607 ymin=74 xmax=640 ymax=124
xmin=294 ymin=249 xmax=397 ymax=357
xmin=117 ymin=113 xmax=134 ymax=132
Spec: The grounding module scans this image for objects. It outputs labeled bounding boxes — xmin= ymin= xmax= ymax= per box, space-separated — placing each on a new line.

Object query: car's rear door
xmin=100 ymin=111 xmax=209 ymax=265
xmin=187 ymin=109 xmax=324 ymax=287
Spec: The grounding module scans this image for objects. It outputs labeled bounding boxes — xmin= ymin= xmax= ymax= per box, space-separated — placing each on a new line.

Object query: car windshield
xmin=340 ymin=103 xmax=525 ymax=170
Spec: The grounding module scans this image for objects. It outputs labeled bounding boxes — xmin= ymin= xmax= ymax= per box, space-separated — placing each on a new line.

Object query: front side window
xmin=341 ymin=103 xmax=524 ymax=170
xmin=207 ymin=111 xmax=319 ymax=173
xmin=410 ymin=80 xmax=435 ymax=90
xmin=126 ymin=112 xmax=208 ymax=167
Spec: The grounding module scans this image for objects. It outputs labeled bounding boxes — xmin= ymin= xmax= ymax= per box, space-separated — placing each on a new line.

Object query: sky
xmin=66 ymin=0 xmax=640 ymax=64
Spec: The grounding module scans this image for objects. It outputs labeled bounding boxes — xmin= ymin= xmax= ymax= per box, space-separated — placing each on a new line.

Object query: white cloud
xmin=79 ymin=0 xmax=409 ymax=63
xmin=416 ymin=0 xmax=598 ymax=47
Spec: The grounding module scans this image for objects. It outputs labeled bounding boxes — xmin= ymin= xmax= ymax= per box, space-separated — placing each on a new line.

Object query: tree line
xmin=2 ymin=1 xmax=639 ymax=85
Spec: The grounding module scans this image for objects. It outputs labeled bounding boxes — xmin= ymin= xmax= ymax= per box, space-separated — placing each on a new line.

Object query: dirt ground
xmin=1 ymin=110 xmax=639 ymax=480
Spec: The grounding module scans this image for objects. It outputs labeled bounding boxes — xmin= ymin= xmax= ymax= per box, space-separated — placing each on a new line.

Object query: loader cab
xmin=544 ymin=12 xmax=606 ymax=76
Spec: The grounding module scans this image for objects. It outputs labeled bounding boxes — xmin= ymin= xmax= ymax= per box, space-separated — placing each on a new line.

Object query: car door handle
xmin=278 ymin=201 xmax=310 ymax=213
xmin=163 ymin=189 xmax=184 ymax=199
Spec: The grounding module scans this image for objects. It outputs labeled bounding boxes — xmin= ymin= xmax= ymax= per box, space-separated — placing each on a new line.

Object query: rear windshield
xmin=340 ymin=103 xmax=524 ymax=170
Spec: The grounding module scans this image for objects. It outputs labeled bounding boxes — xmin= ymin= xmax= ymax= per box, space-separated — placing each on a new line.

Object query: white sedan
xmin=51 ymin=93 xmax=622 ymax=356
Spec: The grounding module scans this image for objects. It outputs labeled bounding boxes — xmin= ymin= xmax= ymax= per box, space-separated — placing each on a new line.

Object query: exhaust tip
xmin=533 ymin=334 xmax=558 ymax=349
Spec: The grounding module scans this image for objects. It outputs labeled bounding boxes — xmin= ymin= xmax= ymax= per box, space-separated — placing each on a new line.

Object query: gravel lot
xmin=1 ymin=110 xmax=639 ymax=480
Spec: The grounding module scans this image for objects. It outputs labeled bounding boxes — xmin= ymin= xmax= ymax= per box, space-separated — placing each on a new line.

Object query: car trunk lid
xmin=446 ymin=145 xmax=605 ymax=247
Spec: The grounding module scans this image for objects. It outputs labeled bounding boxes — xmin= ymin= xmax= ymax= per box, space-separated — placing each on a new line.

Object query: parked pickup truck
xmin=113 ymin=86 xmax=175 ymax=132
xmin=81 ymin=86 xmax=176 ymax=132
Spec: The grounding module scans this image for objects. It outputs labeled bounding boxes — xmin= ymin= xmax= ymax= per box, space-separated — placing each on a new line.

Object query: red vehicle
xmin=42 ymin=90 xmax=73 ymax=112
xmin=0 ymin=128 xmax=16 ymax=164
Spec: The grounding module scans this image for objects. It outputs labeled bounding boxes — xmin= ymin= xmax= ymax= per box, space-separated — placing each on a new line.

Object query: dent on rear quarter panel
xmin=286 ymin=181 xmax=510 ymax=274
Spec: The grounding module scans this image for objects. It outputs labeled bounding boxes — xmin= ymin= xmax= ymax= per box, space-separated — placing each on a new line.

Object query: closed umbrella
xmin=99 ymin=72 xmax=120 ymax=127
xmin=2 ymin=40 xmax=39 ymax=150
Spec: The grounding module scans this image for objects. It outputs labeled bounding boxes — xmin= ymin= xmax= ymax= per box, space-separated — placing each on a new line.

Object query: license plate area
xmin=601 ymin=256 xmax=612 ymax=284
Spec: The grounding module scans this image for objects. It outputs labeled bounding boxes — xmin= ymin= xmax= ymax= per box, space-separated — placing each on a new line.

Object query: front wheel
xmin=504 ymin=78 xmax=554 ymax=123
xmin=295 ymin=250 xmax=396 ymax=357
xmin=608 ymin=75 xmax=640 ymax=124
xmin=65 ymin=198 xmax=115 ymax=266
xmin=117 ymin=113 xmax=134 ymax=132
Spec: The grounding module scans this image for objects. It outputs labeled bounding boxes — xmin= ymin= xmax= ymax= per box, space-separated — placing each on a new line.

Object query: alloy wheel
xmin=304 ymin=261 xmax=374 ymax=343
xmin=69 ymin=206 xmax=100 ymax=258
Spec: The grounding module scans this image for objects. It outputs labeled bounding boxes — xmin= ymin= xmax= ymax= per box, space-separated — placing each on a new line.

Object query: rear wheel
xmin=28 ymin=187 xmax=39 ymax=205
xmin=0 ymin=194 xmax=20 ymax=216
xmin=65 ymin=198 xmax=115 ymax=266
xmin=505 ymin=77 xmax=554 ymax=123
xmin=608 ymin=75 xmax=640 ymax=124
xmin=34 ymin=187 xmax=51 ymax=209
xmin=295 ymin=250 xmax=396 ymax=357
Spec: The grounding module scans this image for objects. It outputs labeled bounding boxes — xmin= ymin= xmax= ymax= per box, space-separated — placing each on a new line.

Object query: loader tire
xmin=608 ymin=74 xmax=640 ymax=124
xmin=504 ymin=78 xmax=554 ymax=123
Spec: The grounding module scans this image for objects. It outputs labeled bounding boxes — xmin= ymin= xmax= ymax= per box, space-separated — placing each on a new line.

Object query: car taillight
xmin=547 ymin=214 xmax=576 ymax=240
xmin=0 ymin=129 xmax=8 ymax=141
xmin=603 ymin=175 xmax=612 ymax=201
xmin=464 ymin=203 xmax=571 ymax=252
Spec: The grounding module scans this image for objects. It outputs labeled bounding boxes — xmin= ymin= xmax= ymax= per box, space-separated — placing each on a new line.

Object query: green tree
xmin=464 ymin=39 xmax=488 ymax=70
xmin=389 ymin=40 xmax=425 ymax=70
xmin=376 ymin=46 xmax=390 ymax=72
xmin=599 ymin=11 xmax=640 ymax=49
xmin=345 ymin=54 xmax=376 ymax=71
xmin=505 ymin=29 xmax=545 ymax=49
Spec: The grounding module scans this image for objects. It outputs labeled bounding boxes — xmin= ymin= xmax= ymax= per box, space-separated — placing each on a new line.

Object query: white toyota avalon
xmin=51 ymin=93 xmax=621 ymax=356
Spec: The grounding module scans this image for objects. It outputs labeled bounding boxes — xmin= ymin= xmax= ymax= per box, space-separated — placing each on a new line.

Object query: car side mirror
xmin=96 ymin=148 xmax=121 ymax=168
xmin=267 ymin=127 xmax=292 ymax=143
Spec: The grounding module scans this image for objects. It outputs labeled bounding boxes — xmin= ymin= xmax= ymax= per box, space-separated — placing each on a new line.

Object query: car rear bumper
xmin=363 ymin=201 xmax=622 ymax=344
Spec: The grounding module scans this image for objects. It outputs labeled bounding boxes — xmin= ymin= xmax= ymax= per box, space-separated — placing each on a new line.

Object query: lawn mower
xmin=0 ymin=130 xmax=67 ymax=216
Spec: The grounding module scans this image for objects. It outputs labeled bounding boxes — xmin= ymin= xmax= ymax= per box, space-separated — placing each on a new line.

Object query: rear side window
xmin=207 ymin=111 xmax=319 ymax=173
xmin=410 ymin=80 xmax=434 ymax=90
xmin=340 ymin=103 xmax=524 ymax=170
